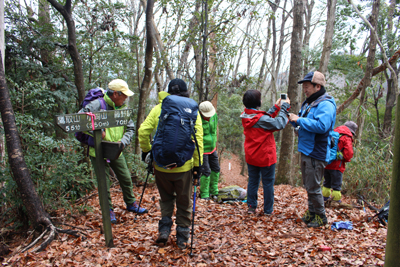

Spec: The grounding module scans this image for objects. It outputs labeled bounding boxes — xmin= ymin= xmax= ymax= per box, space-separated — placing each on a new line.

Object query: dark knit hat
xmin=168 ymin=78 xmax=187 ymax=93
xmin=344 ymin=121 xmax=358 ymax=136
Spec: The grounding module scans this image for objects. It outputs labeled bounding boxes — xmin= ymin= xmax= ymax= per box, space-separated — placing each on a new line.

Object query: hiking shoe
xmin=301 ymin=210 xmax=315 ymax=224
xmin=126 ymin=202 xmax=148 ymax=214
xmin=248 ymin=206 xmax=256 ymax=214
xmin=110 ymin=209 xmax=117 ymax=224
xmin=176 ymin=226 xmax=190 ymax=249
xmin=307 ymin=214 xmax=328 ymax=228
xmin=156 ymin=217 xmax=173 ymax=245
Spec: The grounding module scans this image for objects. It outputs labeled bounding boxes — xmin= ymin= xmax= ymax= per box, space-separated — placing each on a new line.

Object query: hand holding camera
xmin=280 ymin=93 xmax=290 ymax=104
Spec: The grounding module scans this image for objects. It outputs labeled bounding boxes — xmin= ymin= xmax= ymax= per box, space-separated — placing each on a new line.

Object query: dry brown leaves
xmin=5 ymin=184 xmax=386 ymax=266
xmin=4 ymin=154 xmax=386 ymax=266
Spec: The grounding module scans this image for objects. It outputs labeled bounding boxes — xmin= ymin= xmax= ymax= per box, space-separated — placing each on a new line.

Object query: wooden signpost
xmin=55 ymin=109 xmax=133 ymax=248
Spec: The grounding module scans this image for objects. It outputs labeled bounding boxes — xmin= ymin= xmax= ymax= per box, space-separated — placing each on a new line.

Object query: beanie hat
xmin=108 ymin=79 xmax=134 ymax=96
xmin=298 ymin=71 xmax=326 ymax=87
xmin=168 ymin=78 xmax=187 ymax=93
xmin=199 ymin=101 xmax=216 ymax=118
xmin=344 ymin=121 xmax=358 ymax=136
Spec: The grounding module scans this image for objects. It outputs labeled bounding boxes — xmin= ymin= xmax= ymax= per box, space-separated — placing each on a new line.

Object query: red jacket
xmin=241 ymin=103 xmax=289 ymax=167
xmin=325 ymin=125 xmax=354 ymax=173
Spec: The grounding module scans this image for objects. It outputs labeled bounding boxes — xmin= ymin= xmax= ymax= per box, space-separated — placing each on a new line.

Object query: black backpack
xmin=151 ymin=95 xmax=199 ymax=169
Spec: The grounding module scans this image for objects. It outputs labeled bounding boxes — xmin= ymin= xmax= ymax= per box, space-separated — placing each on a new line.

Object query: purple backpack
xmin=75 ymin=88 xmax=107 ymax=147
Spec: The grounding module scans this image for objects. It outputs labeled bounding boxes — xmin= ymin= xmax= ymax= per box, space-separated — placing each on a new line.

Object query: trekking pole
xmin=190 ymin=126 xmax=202 ymax=257
xmin=134 ymin=152 xmax=153 ymax=221
xmin=189 ymin=176 xmax=198 ymax=257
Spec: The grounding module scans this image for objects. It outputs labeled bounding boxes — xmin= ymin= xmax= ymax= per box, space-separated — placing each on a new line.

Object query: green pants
xmin=90 ymin=153 xmax=136 ymax=209
xmin=154 ymin=169 xmax=193 ymax=228
xmin=200 ymin=171 xmax=220 ymax=198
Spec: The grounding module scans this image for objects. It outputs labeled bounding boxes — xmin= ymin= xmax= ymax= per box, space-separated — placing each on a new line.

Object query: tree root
xmin=19 ymin=223 xmax=84 ymax=253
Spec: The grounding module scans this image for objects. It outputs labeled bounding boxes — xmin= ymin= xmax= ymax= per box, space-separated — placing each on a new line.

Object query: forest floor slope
xmin=5 ymin=153 xmax=386 ymax=266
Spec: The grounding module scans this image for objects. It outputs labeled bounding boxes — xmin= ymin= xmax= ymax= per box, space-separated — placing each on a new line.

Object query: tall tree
xmin=134 ymin=0 xmax=155 ymax=154
xmin=0 ymin=52 xmax=78 ymax=251
xmin=355 ymin=0 xmax=379 ymax=141
xmin=46 ymin=0 xmax=85 ymax=104
xmin=382 ymin=0 xmax=398 ymax=136
xmin=276 ymin=0 xmax=303 ymax=184
xmin=318 ymin=0 xmax=337 ymax=75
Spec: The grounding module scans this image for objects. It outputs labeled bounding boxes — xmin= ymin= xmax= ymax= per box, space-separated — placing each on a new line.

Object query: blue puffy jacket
xmin=291 ymin=93 xmax=336 ymax=162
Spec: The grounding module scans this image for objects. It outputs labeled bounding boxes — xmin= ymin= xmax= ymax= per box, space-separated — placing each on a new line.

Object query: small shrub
xmin=343 ymin=143 xmax=392 ymax=205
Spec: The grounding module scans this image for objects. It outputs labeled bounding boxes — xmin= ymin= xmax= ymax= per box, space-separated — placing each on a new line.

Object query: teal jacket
xmin=202 ymin=113 xmax=218 ymax=153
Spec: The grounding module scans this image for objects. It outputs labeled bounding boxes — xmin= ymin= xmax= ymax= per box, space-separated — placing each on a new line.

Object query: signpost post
xmin=54 ymin=109 xmax=133 ymax=248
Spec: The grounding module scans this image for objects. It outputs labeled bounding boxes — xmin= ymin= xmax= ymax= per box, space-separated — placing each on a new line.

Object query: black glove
xmin=141 ymin=151 xmax=149 ymax=162
xmin=192 ymin=166 xmax=201 ymax=185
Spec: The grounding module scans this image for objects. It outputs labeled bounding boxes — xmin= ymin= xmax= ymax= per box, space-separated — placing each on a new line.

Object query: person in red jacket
xmin=322 ymin=121 xmax=358 ymax=202
xmin=240 ymin=90 xmax=290 ymax=215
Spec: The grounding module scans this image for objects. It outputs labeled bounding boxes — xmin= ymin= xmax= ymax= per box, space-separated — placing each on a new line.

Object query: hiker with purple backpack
xmin=78 ymin=79 xmax=148 ymax=224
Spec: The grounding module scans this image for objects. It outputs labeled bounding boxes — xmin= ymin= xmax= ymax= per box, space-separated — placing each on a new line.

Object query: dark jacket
xmin=240 ymin=102 xmax=289 ymax=167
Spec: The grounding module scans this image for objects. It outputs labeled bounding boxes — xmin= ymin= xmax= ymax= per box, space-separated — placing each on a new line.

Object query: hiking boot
xmin=301 ymin=210 xmax=315 ymax=224
xmin=211 ymin=195 xmax=218 ymax=201
xmin=110 ymin=209 xmax=117 ymax=224
xmin=176 ymin=226 xmax=190 ymax=249
xmin=126 ymin=202 xmax=148 ymax=214
xmin=307 ymin=213 xmax=328 ymax=228
xmin=156 ymin=217 xmax=173 ymax=245
xmin=248 ymin=206 xmax=256 ymax=214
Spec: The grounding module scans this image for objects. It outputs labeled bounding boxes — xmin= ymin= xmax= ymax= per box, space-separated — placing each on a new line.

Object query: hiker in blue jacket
xmin=289 ymin=71 xmax=336 ymax=228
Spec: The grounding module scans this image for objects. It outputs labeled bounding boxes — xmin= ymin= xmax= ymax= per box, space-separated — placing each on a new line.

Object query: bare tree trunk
xmin=382 ymin=0 xmax=398 ymax=136
xmin=194 ymin=44 xmax=202 ymax=97
xmin=276 ymin=0 xmax=303 ymax=185
xmin=140 ymin=0 xmax=175 ymax=81
xmin=302 ymin=0 xmax=314 ymax=78
xmin=177 ymin=2 xmax=201 ymax=78
xmin=318 ymin=0 xmax=337 ymax=75
xmin=47 ymin=0 xmax=85 ymax=104
xmin=0 ymin=51 xmax=52 ymax=243
xmin=199 ymin=0 xmax=209 ymax=102
xmin=39 ymin=0 xmax=51 ymax=67
xmin=355 ymin=0 xmax=379 ymax=141
xmin=134 ymin=0 xmax=155 ymax=154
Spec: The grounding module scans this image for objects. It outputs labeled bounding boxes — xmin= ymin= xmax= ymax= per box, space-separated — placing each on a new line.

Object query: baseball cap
xmin=199 ymin=101 xmax=216 ymax=118
xmin=298 ymin=71 xmax=326 ymax=87
xmin=108 ymin=79 xmax=134 ymax=96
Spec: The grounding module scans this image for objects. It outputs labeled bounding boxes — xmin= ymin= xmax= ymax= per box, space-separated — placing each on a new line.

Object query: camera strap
xmin=300 ymin=101 xmax=314 ymax=118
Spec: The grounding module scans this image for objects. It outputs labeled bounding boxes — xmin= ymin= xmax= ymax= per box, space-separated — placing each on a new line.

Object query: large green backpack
xmin=217 ymin=185 xmax=247 ymax=203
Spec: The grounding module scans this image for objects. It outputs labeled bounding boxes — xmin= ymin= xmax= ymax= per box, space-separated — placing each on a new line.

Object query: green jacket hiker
xmin=79 ymin=79 xmax=148 ymax=224
xmin=199 ymin=101 xmax=220 ymax=200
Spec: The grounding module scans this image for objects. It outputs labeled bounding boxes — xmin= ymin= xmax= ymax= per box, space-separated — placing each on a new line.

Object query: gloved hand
xmin=141 ymin=151 xmax=149 ymax=162
xmin=192 ymin=166 xmax=201 ymax=186
xmin=119 ymin=141 xmax=125 ymax=150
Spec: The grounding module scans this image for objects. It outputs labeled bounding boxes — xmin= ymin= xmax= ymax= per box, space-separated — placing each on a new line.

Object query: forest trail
xmin=5 ymin=153 xmax=386 ymax=266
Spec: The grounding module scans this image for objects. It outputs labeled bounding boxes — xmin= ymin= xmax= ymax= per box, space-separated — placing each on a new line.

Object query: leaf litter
xmin=4 ymin=153 xmax=386 ymax=266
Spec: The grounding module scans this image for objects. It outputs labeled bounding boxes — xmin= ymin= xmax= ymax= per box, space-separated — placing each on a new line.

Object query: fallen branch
xmin=337 ymin=49 xmax=400 ymax=114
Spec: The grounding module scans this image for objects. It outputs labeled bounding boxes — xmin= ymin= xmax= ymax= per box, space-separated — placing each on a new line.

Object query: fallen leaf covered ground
xmin=4 ymin=153 xmax=387 ymax=266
